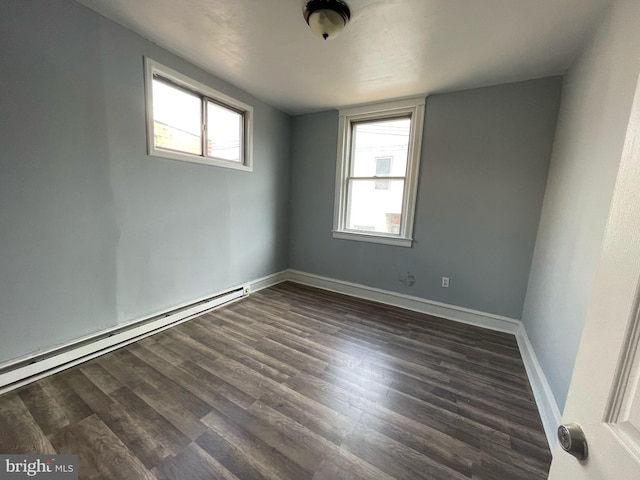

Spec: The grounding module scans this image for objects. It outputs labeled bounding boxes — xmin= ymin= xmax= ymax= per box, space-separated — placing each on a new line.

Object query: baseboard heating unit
xmin=0 ymin=285 xmax=249 ymax=395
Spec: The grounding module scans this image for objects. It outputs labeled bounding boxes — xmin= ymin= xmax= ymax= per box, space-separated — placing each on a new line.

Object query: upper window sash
xmin=333 ymin=97 xmax=425 ymax=247
xmin=144 ymin=57 xmax=253 ymax=171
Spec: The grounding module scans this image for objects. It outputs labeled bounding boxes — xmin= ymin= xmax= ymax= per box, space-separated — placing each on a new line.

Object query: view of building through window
xmin=206 ymin=101 xmax=242 ymax=162
xmin=152 ymin=78 xmax=242 ymax=163
xmin=347 ymin=118 xmax=410 ymax=234
xmin=152 ymin=79 xmax=202 ymax=155
xmin=375 ymin=156 xmax=393 ymax=190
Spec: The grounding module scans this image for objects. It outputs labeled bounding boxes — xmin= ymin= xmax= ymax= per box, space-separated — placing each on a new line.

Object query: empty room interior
xmin=1 ymin=0 xmax=640 ymax=478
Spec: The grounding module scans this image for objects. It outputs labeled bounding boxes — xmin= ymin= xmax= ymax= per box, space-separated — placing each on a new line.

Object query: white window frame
xmin=332 ymin=97 xmax=425 ymax=247
xmin=144 ymin=57 xmax=253 ymax=171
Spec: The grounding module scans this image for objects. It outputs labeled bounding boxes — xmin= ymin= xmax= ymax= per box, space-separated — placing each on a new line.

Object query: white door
xmin=548 ymin=75 xmax=640 ymax=478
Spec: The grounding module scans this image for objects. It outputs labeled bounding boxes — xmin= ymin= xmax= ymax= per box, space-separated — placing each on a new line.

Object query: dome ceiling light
xmin=303 ymin=0 xmax=351 ymax=40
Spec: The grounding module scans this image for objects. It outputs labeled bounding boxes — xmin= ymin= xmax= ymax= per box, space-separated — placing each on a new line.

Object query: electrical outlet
xmin=442 ymin=277 xmax=450 ymax=288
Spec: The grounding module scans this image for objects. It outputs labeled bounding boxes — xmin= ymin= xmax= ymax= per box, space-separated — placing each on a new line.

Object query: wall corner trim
xmin=515 ymin=323 xmax=562 ymax=452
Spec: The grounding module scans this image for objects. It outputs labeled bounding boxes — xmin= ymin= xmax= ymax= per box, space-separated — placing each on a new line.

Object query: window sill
xmin=332 ymin=231 xmax=413 ymax=247
xmin=150 ymin=148 xmax=252 ymax=172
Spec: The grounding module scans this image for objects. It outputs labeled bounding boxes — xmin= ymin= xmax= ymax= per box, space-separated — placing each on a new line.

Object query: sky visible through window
xmin=152 ymin=78 xmax=241 ymax=162
xmin=348 ymin=117 xmax=410 ymax=234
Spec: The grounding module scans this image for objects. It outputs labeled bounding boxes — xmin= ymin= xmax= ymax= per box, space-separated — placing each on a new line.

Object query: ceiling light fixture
xmin=303 ymin=0 xmax=351 ymax=40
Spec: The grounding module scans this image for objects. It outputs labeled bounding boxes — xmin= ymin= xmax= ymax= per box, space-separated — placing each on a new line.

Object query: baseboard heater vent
xmin=0 ymin=285 xmax=248 ymax=395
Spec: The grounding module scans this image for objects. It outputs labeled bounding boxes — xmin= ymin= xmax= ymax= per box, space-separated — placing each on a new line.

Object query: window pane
xmin=351 ymin=118 xmax=410 ymax=177
xmin=207 ymin=101 xmax=242 ymax=162
xmin=347 ymin=179 xmax=405 ymax=234
xmin=375 ymin=157 xmax=392 ymax=175
xmin=152 ymin=78 xmax=202 ymax=155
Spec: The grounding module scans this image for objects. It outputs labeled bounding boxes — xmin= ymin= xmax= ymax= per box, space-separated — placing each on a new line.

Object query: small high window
xmin=144 ymin=58 xmax=253 ymax=171
xmin=333 ymin=98 xmax=425 ymax=247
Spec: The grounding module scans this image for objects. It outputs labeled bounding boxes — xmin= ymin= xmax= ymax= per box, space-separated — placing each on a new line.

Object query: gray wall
xmin=0 ymin=0 xmax=291 ymax=364
xmin=289 ymin=78 xmax=562 ymax=319
xmin=522 ymin=0 xmax=640 ymax=412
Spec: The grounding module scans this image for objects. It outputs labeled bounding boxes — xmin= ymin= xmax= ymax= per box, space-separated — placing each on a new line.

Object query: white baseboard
xmin=515 ymin=324 xmax=562 ymax=452
xmin=286 ymin=269 xmax=520 ymax=334
xmin=0 ymin=270 xmax=291 ymax=395
xmin=248 ymin=270 xmax=290 ymax=292
xmin=285 ymin=269 xmax=560 ymax=451
xmin=0 ymin=267 xmax=560 ymax=453
xmin=0 ymin=271 xmax=288 ymax=395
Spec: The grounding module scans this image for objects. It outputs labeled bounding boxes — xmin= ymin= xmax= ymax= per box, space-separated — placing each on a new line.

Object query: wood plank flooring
xmin=0 ymin=282 xmax=552 ymax=479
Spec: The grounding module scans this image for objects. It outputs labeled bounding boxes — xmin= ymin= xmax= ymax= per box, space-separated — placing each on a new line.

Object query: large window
xmin=144 ymin=58 xmax=253 ymax=171
xmin=333 ymin=98 xmax=425 ymax=247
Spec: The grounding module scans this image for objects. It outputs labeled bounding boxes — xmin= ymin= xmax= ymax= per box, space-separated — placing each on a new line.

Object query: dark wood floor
xmin=0 ymin=282 xmax=551 ymax=479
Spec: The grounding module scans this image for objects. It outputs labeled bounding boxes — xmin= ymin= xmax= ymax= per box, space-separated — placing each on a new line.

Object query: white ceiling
xmin=76 ymin=0 xmax=609 ymax=115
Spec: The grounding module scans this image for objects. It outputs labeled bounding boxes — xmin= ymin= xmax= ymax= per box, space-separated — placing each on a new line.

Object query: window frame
xmin=332 ymin=97 xmax=425 ymax=247
xmin=144 ymin=57 xmax=253 ymax=171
